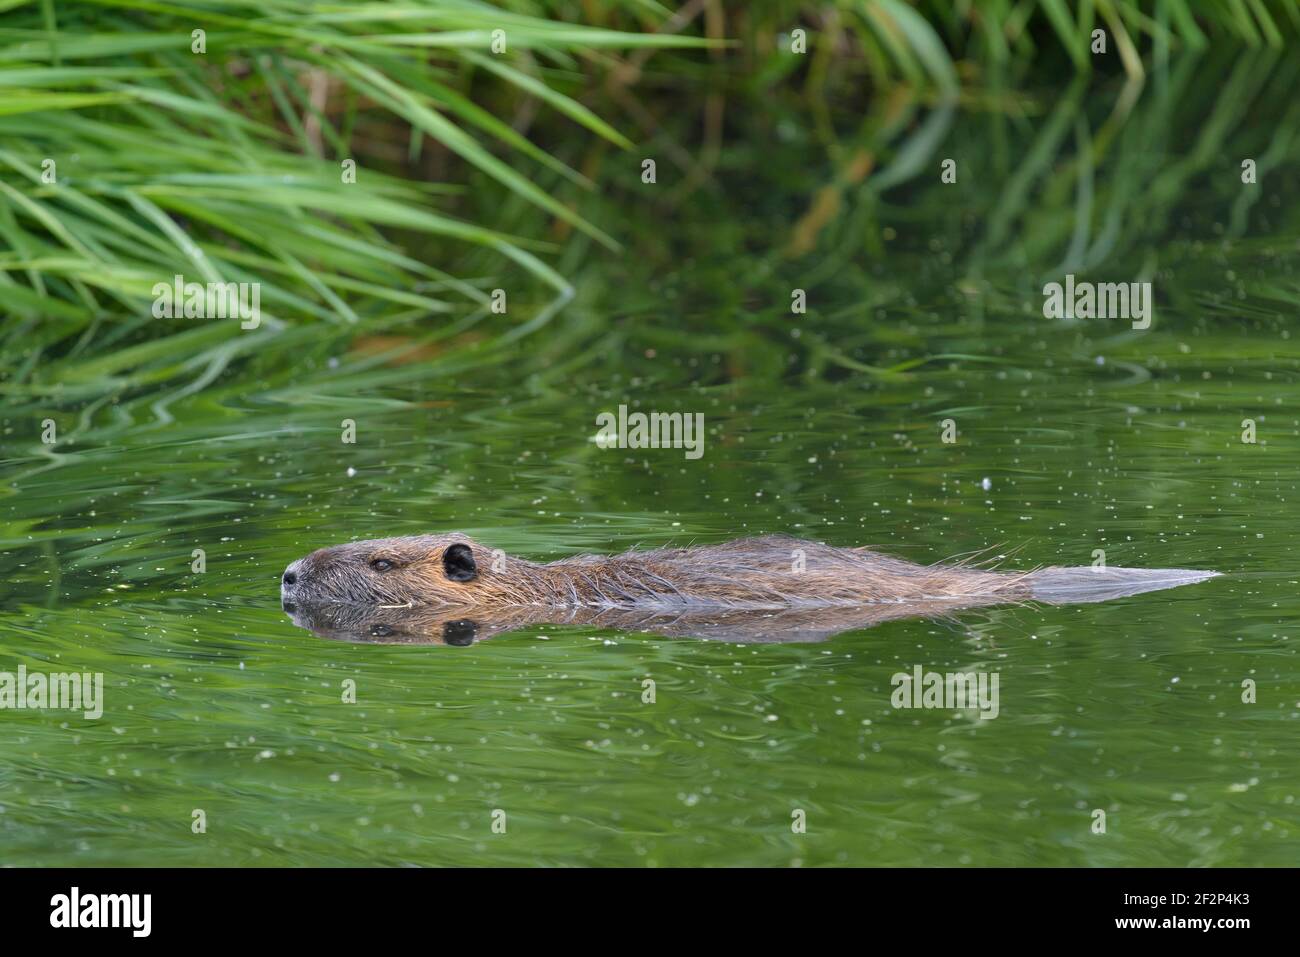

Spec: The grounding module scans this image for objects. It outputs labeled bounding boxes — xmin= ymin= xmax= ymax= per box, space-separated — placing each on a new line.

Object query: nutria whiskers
xmin=280 ymin=533 xmax=1218 ymax=612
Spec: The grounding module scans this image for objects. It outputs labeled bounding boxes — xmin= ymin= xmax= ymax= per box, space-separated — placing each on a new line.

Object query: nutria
xmin=280 ymin=533 xmax=1217 ymax=619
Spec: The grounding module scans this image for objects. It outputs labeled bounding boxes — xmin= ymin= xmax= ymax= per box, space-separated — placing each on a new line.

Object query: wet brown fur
xmin=282 ymin=533 xmax=1035 ymax=610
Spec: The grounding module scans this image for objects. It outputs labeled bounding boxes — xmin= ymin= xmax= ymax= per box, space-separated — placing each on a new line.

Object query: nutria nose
xmin=282 ymin=558 xmax=305 ymax=589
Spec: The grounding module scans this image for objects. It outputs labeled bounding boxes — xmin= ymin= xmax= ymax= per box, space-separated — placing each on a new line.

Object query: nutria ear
xmin=442 ymin=542 xmax=478 ymax=582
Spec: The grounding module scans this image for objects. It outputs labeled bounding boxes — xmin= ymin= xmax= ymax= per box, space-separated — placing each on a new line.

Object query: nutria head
xmin=281 ymin=533 xmax=496 ymax=606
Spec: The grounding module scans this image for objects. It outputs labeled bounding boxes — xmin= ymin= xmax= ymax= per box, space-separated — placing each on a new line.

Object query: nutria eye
xmin=369 ymin=558 xmax=397 ymax=573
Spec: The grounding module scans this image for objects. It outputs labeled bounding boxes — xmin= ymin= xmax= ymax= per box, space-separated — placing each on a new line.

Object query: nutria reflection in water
xmin=283 ymin=597 xmax=1014 ymax=645
xmin=280 ymin=534 xmax=1218 ymax=645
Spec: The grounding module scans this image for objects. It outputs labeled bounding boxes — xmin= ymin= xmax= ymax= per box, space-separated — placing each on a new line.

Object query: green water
xmin=3 ymin=58 xmax=1300 ymax=866
xmin=4 ymin=310 xmax=1296 ymax=866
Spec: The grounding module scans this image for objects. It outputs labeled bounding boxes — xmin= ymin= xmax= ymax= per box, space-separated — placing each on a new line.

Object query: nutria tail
xmin=1023 ymin=566 xmax=1220 ymax=604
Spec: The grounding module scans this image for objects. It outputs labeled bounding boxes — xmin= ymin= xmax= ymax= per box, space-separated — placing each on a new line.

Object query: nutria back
xmin=281 ymin=533 xmax=1217 ymax=611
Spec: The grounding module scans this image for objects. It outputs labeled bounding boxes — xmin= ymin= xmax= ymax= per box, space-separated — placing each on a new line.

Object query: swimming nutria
xmin=280 ymin=533 xmax=1217 ymax=612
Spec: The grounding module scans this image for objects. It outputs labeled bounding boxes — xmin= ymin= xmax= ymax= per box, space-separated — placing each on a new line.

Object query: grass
xmin=0 ymin=0 xmax=715 ymax=404
xmin=2 ymin=0 xmax=1299 ymax=414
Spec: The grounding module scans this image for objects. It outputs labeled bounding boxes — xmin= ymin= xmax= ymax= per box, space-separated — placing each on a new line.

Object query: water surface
xmin=2 ymin=60 xmax=1298 ymax=866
